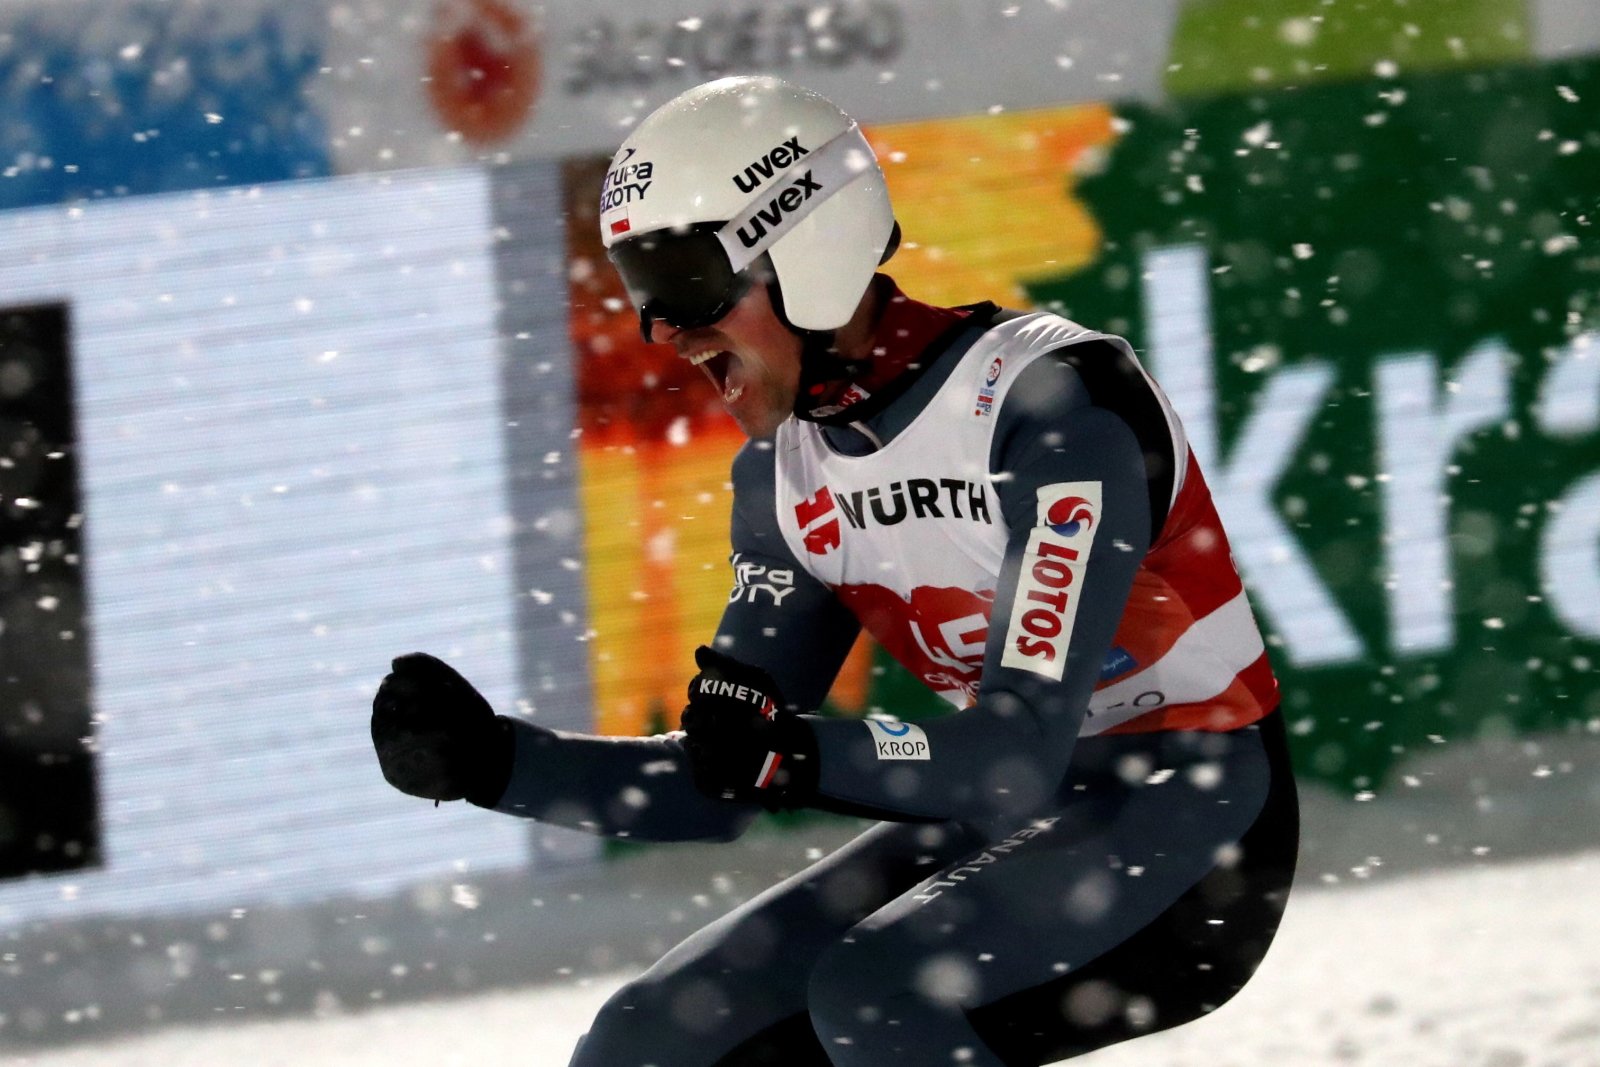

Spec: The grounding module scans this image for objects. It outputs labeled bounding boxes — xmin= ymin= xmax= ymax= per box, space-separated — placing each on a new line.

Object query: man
xmin=371 ymin=76 xmax=1299 ymax=1066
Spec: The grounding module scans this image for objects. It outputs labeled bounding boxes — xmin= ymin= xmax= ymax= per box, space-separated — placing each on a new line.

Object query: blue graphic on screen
xmin=0 ymin=2 xmax=330 ymax=210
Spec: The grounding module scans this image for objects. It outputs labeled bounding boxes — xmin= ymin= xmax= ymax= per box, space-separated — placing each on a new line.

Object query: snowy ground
xmin=4 ymin=849 xmax=1596 ymax=1067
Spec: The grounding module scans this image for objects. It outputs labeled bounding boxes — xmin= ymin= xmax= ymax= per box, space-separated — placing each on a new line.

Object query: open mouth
xmin=690 ymin=350 xmax=742 ymax=403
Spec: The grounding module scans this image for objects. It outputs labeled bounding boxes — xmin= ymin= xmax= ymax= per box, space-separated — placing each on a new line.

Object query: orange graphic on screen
xmin=565 ymin=103 xmax=1121 ymax=737
xmin=427 ymin=0 xmax=541 ymax=146
xmin=866 ymin=104 xmax=1117 ymax=306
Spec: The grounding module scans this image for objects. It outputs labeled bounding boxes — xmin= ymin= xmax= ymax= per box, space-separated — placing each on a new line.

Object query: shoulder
xmin=730 ymin=436 xmax=781 ymax=528
xmin=728 ymin=435 xmax=812 ymax=564
xmin=732 ymin=436 xmax=778 ymax=487
xmin=990 ymin=334 xmax=1181 ymax=540
xmin=991 ymin=336 xmax=1143 ymax=438
xmin=965 ymin=313 xmax=1161 ymax=424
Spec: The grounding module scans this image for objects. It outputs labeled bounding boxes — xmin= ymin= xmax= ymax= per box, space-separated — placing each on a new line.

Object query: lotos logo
xmin=1045 ymin=496 xmax=1095 ymax=538
xmin=794 ymin=486 xmax=841 ymax=556
xmin=733 ymin=136 xmax=811 ymax=193
xmin=734 ymin=171 xmax=823 ymax=249
xmin=1000 ymin=482 xmax=1103 ymax=681
xmin=985 ymin=357 xmax=1003 ymax=387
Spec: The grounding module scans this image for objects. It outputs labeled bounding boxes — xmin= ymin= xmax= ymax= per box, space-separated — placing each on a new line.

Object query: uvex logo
xmin=735 ymin=171 xmax=823 ymax=249
xmin=732 ymin=136 xmax=809 ymax=193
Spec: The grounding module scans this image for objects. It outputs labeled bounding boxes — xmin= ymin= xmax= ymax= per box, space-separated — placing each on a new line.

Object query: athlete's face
xmin=648 ymin=283 xmax=802 ymax=439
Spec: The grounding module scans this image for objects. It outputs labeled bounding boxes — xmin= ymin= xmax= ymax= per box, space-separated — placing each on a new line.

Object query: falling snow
xmin=0 ymin=1 xmax=1597 ymax=1065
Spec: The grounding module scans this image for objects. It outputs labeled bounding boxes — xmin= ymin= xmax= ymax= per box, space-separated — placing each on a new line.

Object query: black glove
xmin=679 ymin=645 xmax=818 ymax=810
xmin=371 ymin=653 xmax=513 ymax=806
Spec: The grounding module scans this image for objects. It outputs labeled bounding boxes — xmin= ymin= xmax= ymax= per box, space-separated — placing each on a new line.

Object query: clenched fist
xmin=371 ymin=653 xmax=513 ymax=806
xmin=679 ymin=646 xmax=817 ymax=810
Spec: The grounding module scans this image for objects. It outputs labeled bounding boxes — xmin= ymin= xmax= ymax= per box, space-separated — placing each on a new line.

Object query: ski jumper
xmin=494 ymin=281 xmax=1299 ymax=1066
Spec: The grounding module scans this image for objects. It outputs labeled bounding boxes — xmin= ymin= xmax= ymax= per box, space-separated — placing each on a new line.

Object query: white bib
xmin=773 ymin=312 xmax=1129 ymax=707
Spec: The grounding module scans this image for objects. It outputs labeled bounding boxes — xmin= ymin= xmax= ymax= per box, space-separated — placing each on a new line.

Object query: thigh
xmin=576 ymin=817 xmax=983 ymax=1067
xmin=818 ymin=716 xmax=1298 ymax=1065
xmin=972 ymin=717 xmax=1299 ymax=1063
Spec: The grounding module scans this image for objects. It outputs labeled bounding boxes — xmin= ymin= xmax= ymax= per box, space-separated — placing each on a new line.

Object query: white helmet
xmin=599 ymin=76 xmax=897 ymax=335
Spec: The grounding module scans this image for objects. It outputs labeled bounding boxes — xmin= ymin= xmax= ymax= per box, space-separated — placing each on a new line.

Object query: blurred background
xmin=0 ymin=0 xmax=1597 ymax=1062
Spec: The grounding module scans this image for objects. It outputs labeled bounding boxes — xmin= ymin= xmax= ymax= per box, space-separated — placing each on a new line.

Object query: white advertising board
xmin=0 ymin=169 xmax=543 ymax=923
xmin=311 ymin=0 xmax=1183 ymax=169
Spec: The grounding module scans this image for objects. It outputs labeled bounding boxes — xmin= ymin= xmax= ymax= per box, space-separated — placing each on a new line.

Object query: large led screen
xmin=0 ymin=166 xmax=582 ymax=924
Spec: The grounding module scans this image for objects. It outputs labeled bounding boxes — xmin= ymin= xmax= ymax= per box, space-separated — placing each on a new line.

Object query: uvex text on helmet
xmin=599 ymin=76 xmax=897 ymax=333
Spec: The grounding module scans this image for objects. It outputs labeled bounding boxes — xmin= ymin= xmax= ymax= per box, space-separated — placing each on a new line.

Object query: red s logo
xmin=794 ymin=487 xmax=841 ymax=555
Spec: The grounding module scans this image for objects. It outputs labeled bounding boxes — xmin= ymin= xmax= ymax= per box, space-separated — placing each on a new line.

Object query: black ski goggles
xmin=608 ymin=223 xmax=763 ymax=341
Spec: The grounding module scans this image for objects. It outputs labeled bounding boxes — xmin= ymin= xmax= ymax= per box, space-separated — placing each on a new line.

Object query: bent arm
xmin=490 ymin=721 xmax=756 ymax=842
xmin=486 ymin=439 xmax=858 ymax=840
xmin=711 ymin=439 xmax=862 ymax=709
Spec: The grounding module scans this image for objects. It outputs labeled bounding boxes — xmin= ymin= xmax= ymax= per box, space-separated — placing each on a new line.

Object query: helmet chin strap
xmin=763 ymin=280 xmax=872 ymax=424
xmin=794 ymin=331 xmax=873 ymax=423
xmin=769 ymin=224 xmax=904 ymax=424
xmin=784 ymin=222 xmax=902 ymax=425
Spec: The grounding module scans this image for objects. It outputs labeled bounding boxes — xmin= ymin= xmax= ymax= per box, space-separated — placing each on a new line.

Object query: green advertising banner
xmin=874 ymin=56 xmax=1599 ymax=795
xmin=1060 ymin=56 xmax=1600 ymax=792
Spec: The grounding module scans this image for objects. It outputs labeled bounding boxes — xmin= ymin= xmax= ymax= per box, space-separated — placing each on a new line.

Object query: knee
xmin=811 ymin=937 xmax=995 ymax=1064
xmin=574 ymin=973 xmax=732 ymax=1067
xmin=578 ymin=966 xmax=788 ymax=1067
xmin=568 ymin=979 xmax=654 ymax=1067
